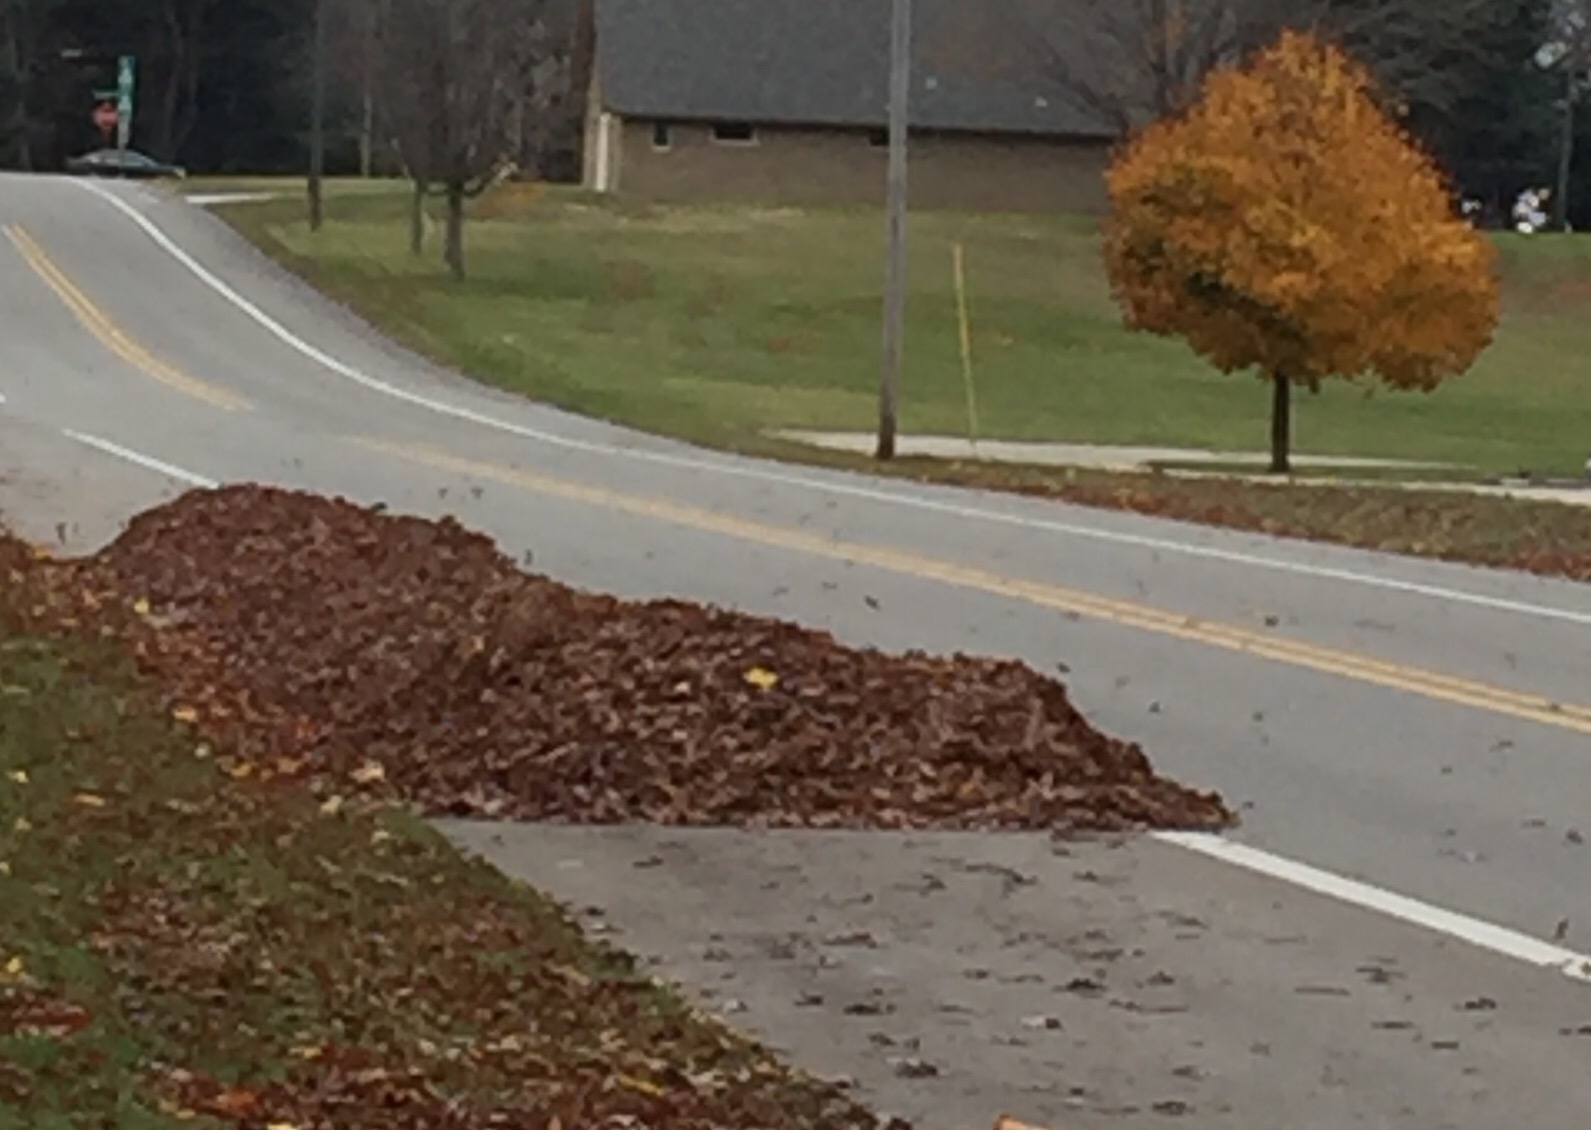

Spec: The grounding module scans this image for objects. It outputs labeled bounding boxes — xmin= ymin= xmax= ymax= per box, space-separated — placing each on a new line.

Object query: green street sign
xmin=116 ymin=55 xmax=135 ymax=148
xmin=116 ymin=55 xmax=135 ymax=111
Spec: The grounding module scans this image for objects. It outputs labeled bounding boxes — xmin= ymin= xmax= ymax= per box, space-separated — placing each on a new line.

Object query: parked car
xmin=65 ymin=148 xmax=186 ymax=180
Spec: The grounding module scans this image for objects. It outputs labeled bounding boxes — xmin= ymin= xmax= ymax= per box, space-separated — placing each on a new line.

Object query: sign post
xmin=92 ymin=102 xmax=118 ymax=143
xmin=115 ymin=55 xmax=135 ymax=150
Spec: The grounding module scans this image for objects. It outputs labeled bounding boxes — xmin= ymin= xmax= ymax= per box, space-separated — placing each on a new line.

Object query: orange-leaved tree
xmin=1103 ymin=29 xmax=1501 ymax=474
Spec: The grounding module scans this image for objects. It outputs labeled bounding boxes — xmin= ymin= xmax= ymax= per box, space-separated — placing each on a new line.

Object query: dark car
xmin=65 ymin=148 xmax=186 ymax=180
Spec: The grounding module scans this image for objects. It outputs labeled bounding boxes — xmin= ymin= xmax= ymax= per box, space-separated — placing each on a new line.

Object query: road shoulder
xmin=446 ymin=823 xmax=1591 ymax=1130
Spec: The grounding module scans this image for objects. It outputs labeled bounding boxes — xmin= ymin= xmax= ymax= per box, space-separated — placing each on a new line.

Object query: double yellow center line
xmin=3 ymin=225 xmax=248 ymax=413
xmin=358 ymin=439 xmax=1591 ymax=739
xmin=3 ymin=220 xmax=1581 ymax=737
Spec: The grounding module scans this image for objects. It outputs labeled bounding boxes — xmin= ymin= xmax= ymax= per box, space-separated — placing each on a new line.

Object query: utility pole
xmin=876 ymin=0 xmax=911 ymax=461
xmin=308 ymin=0 xmax=328 ymax=231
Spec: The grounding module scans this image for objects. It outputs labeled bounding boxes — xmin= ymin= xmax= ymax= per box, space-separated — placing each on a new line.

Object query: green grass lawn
xmin=0 ymin=629 xmax=867 ymax=1128
xmin=212 ymin=181 xmax=1591 ymax=477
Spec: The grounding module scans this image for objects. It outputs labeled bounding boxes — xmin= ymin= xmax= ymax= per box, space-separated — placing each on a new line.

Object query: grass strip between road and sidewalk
xmin=0 ymin=632 xmax=874 ymax=1129
xmin=800 ymin=454 xmax=1591 ymax=582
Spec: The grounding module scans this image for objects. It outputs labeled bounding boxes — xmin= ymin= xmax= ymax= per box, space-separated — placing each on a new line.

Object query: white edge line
xmin=64 ymin=429 xmax=219 ymax=489
xmin=1156 ymin=831 xmax=1591 ymax=983
xmin=65 ymin=178 xmax=1591 ymax=630
xmin=46 ymin=426 xmax=1591 ymax=987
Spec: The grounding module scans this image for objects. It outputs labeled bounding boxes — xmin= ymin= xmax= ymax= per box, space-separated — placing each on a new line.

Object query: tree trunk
xmin=359 ymin=90 xmax=374 ymax=178
xmin=359 ymin=3 xmax=375 ymax=178
xmin=1269 ymin=373 xmax=1292 ymax=475
xmin=156 ymin=0 xmax=189 ymax=158
xmin=1556 ymin=67 xmax=1575 ymax=233
xmin=409 ymin=179 xmax=425 ymax=255
xmin=443 ymin=182 xmax=465 ymax=280
xmin=308 ymin=0 xmax=327 ymax=231
xmin=0 ymin=3 xmax=31 ymax=171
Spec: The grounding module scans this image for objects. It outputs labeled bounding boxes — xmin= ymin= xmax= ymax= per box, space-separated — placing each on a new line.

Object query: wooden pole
xmin=876 ymin=0 xmax=911 ymax=461
xmin=308 ymin=0 xmax=327 ymax=231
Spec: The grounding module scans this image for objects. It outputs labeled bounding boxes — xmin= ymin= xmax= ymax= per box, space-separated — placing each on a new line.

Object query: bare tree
xmin=150 ymin=0 xmax=206 ymax=160
xmin=1315 ymin=0 xmax=1542 ymax=120
xmin=0 ymin=0 xmax=37 ymax=170
xmin=351 ymin=0 xmax=378 ymax=176
xmin=1006 ymin=0 xmax=1264 ymax=133
xmin=373 ymin=0 xmax=548 ymax=278
xmin=318 ymin=0 xmax=396 ymax=179
xmin=1011 ymin=0 xmax=1522 ymax=132
xmin=1539 ymin=0 xmax=1591 ymax=228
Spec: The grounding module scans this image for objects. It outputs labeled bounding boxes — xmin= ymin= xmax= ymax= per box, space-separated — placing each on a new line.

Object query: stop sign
xmin=92 ymin=103 xmax=118 ymax=133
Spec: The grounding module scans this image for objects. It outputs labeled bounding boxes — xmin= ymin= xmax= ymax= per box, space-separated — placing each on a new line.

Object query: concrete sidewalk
xmin=773 ymin=431 xmax=1591 ymax=508
xmin=773 ymin=430 xmax=1458 ymax=474
xmin=447 ymin=823 xmax=1591 ymax=1130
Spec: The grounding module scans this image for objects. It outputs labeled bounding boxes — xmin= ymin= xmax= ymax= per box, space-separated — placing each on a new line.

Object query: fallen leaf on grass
xmin=551 ymin=964 xmax=591 ymax=988
xmin=172 ymin=705 xmax=200 ymax=725
xmin=209 ymin=1088 xmax=261 ymax=1117
xmin=1 ymin=991 xmax=94 ymax=1039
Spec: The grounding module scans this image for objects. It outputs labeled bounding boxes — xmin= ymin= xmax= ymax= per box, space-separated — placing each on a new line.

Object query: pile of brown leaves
xmin=42 ymin=485 xmax=1229 ymax=834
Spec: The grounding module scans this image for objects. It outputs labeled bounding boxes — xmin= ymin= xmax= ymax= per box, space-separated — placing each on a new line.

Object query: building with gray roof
xmin=580 ymin=0 xmax=1123 ymax=213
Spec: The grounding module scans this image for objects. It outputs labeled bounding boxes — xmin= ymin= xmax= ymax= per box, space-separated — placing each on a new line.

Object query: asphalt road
xmin=3 ymin=171 xmax=1591 ymax=1126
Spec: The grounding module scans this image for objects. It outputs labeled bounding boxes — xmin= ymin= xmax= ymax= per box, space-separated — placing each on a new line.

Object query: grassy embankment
xmin=0 ymin=631 xmax=866 ymax=1128
xmin=196 ymin=179 xmax=1591 ymax=579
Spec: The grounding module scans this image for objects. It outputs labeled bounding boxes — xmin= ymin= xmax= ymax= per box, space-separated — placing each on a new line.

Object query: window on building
xmin=867 ymin=129 xmax=889 ymax=148
xmin=710 ymin=122 xmax=759 ymax=145
xmin=652 ymin=122 xmax=673 ymax=150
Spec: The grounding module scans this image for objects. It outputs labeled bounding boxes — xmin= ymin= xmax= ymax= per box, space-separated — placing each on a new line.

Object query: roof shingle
xmin=594 ymin=0 xmax=1118 ymax=139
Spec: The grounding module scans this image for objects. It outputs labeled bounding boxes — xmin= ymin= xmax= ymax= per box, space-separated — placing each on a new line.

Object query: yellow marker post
xmin=952 ymin=242 xmax=981 ymax=452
